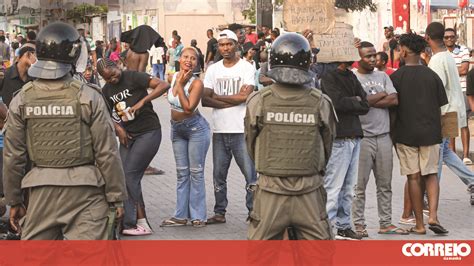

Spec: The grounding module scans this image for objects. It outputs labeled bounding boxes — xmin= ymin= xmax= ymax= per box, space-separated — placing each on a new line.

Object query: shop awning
xmin=14 ymin=24 xmax=39 ymax=29
xmin=430 ymin=0 xmax=474 ymax=9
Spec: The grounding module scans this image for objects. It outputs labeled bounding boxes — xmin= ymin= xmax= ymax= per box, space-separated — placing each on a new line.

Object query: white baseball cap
xmin=217 ymin=29 xmax=238 ymax=42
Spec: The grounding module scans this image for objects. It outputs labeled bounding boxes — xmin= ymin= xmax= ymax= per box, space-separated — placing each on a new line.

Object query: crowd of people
xmin=0 ymin=20 xmax=473 ymax=241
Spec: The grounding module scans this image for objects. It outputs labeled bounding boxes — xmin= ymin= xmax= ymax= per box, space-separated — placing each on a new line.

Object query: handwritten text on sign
xmin=283 ymin=0 xmax=335 ymax=34
xmin=315 ymin=22 xmax=359 ymax=63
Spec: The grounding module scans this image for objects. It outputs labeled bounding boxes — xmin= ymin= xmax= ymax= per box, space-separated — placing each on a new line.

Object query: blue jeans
xmin=438 ymin=138 xmax=474 ymax=187
xmin=212 ymin=133 xmax=257 ymax=215
xmin=171 ymin=113 xmax=211 ymax=221
xmin=120 ymin=129 xmax=162 ymax=229
xmin=152 ymin=63 xmax=164 ymax=80
xmin=324 ymin=138 xmax=361 ymax=230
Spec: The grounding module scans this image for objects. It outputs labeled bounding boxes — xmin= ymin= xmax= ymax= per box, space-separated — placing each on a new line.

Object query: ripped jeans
xmin=171 ymin=113 xmax=211 ymax=221
xmin=212 ymin=133 xmax=257 ymax=215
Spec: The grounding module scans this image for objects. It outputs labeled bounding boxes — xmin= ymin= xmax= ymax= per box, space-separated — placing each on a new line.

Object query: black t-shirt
xmin=102 ymin=71 xmax=160 ymax=136
xmin=467 ymin=68 xmax=474 ymax=96
xmin=390 ymin=65 xmax=448 ymax=146
xmin=206 ymin=37 xmax=217 ymax=62
xmin=0 ymin=63 xmax=34 ymax=107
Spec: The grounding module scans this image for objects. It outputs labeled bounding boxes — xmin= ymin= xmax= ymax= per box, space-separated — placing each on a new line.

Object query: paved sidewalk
xmin=120 ymin=98 xmax=474 ymax=240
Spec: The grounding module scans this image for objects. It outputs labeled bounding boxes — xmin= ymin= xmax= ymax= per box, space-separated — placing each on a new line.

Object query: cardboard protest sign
xmin=283 ymin=0 xmax=335 ymax=34
xmin=314 ymin=22 xmax=359 ymax=63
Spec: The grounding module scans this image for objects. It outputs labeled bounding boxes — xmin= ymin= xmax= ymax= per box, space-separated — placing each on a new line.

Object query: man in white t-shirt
xmin=202 ymin=29 xmax=257 ymax=224
xmin=444 ymin=28 xmax=472 ymax=164
xmin=426 ymin=22 xmax=474 ymax=208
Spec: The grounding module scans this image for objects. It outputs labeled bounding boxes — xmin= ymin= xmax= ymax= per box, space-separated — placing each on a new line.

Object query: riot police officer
xmin=3 ymin=22 xmax=127 ymax=240
xmin=245 ymin=33 xmax=336 ymax=240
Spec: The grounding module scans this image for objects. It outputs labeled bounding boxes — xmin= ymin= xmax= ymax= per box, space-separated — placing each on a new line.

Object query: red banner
xmin=0 ymin=240 xmax=472 ymax=265
xmin=393 ymin=0 xmax=411 ymax=32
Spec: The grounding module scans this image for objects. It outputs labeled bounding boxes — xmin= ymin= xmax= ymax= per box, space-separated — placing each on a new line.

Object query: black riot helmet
xmin=267 ymin=32 xmax=313 ymax=85
xmin=28 ymin=22 xmax=82 ymax=80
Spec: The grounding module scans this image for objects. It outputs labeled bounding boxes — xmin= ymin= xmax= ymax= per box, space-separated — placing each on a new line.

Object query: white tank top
xmin=167 ymin=72 xmax=196 ymax=112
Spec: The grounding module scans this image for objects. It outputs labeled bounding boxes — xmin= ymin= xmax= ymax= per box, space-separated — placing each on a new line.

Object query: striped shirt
xmin=448 ymin=45 xmax=470 ymax=91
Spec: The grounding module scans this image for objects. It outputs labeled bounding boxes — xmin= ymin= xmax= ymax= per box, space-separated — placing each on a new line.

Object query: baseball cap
xmin=217 ymin=30 xmax=238 ymax=42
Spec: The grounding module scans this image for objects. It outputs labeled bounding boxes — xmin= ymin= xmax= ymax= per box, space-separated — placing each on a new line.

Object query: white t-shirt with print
xmin=204 ymin=59 xmax=256 ymax=133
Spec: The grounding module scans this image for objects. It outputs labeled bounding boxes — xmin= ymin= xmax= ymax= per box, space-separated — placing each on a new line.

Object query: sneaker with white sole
xmin=122 ymin=225 xmax=153 ymax=236
xmin=335 ymin=228 xmax=362 ymax=240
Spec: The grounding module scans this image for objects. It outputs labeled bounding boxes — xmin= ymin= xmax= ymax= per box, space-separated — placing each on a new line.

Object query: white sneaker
xmin=463 ymin=158 xmax=472 ymax=165
xmin=122 ymin=225 xmax=153 ymax=236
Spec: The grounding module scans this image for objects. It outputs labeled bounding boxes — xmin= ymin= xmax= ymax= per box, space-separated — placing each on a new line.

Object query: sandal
xmin=355 ymin=224 xmax=369 ymax=238
xmin=192 ymin=220 xmax=206 ymax=228
xmin=144 ymin=166 xmax=165 ymax=175
xmin=408 ymin=227 xmax=426 ymax=235
xmin=160 ymin=217 xmax=187 ymax=227
xmin=428 ymin=223 xmax=449 ymax=235
xmin=378 ymin=225 xmax=409 ymax=235
xmin=399 ymin=217 xmax=416 ymax=226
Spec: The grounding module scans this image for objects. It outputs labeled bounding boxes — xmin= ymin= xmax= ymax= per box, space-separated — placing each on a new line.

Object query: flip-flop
xmin=160 ymin=217 xmax=187 ymax=227
xmin=378 ymin=226 xmax=409 ymax=235
xmin=408 ymin=227 xmax=426 ymax=235
xmin=428 ymin=223 xmax=449 ymax=235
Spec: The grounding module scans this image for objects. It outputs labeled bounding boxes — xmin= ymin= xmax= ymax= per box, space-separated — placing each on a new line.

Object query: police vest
xmin=22 ymin=80 xmax=94 ymax=168
xmin=255 ymin=86 xmax=326 ymax=177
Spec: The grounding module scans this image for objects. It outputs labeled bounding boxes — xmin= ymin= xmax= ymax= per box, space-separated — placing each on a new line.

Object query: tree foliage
xmin=335 ymin=0 xmax=377 ymax=12
xmin=66 ymin=4 xmax=108 ymax=21
xmin=242 ymin=0 xmax=377 ymax=24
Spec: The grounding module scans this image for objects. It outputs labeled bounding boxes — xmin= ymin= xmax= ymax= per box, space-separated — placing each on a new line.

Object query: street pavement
xmin=121 ymin=97 xmax=474 ymax=240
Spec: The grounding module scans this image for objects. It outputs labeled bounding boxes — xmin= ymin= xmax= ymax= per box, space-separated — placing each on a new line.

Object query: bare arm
xmin=367 ymin=92 xmax=388 ymax=106
xmin=373 ymin=93 xmax=398 ymax=108
xmin=458 ymin=62 xmax=470 ymax=76
xmin=468 ymin=95 xmax=474 ymax=111
xmin=130 ymin=77 xmax=169 ymax=115
xmin=201 ymin=87 xmax=234 ymax=109
xmin=206 ymin=51 xmax=213 ymax=64
xmin=259 ymin=74 xmax=273 ymax=86
xmin=174 ymin=70 xmax=204 ymax=114
xmin=138 ymin=52 xmax=149 ymax=72
xmin=0 ymin=102 xmax=7 ymax=127
xmin=214 ymin=85 xmax=255 ymax=105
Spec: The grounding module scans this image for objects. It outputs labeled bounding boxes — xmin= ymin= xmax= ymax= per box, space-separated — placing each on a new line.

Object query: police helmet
xmin=28 ymin=22 xmax=81 ymax=80
xmin=267 ymin=32 xmax=313 ymax=85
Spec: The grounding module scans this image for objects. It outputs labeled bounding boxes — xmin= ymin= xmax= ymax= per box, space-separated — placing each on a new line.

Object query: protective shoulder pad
xmin=260 ymin=86 xmax=273 ymax=98
xmin=309 ymin=88 xmax=322 ymax=99
xmin=21 ymin=81 xmax=34 ymax=92
xmin=69 ymin=79 xmax=84 ymax=91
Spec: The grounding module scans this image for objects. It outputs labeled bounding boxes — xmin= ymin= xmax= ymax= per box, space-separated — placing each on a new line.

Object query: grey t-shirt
xmin=353 ymin=70 xmax=397 ymax=137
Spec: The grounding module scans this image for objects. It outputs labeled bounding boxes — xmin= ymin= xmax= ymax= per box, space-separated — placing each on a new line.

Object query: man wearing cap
xmin=213 ymin=24 xmax=245 ymax=63
xmin=202 ymin=29 xmax=257 ymax=224
xmin=3 ymin=22 xmax=127 ymax=240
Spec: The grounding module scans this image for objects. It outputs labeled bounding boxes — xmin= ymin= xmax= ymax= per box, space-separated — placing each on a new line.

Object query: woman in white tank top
xmin=161 ymin=47 xmax=211 ymax=228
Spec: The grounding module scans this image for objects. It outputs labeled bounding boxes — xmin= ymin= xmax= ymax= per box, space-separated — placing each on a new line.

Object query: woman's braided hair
xmin=97 ymin=58 xmax=118 ymax=76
